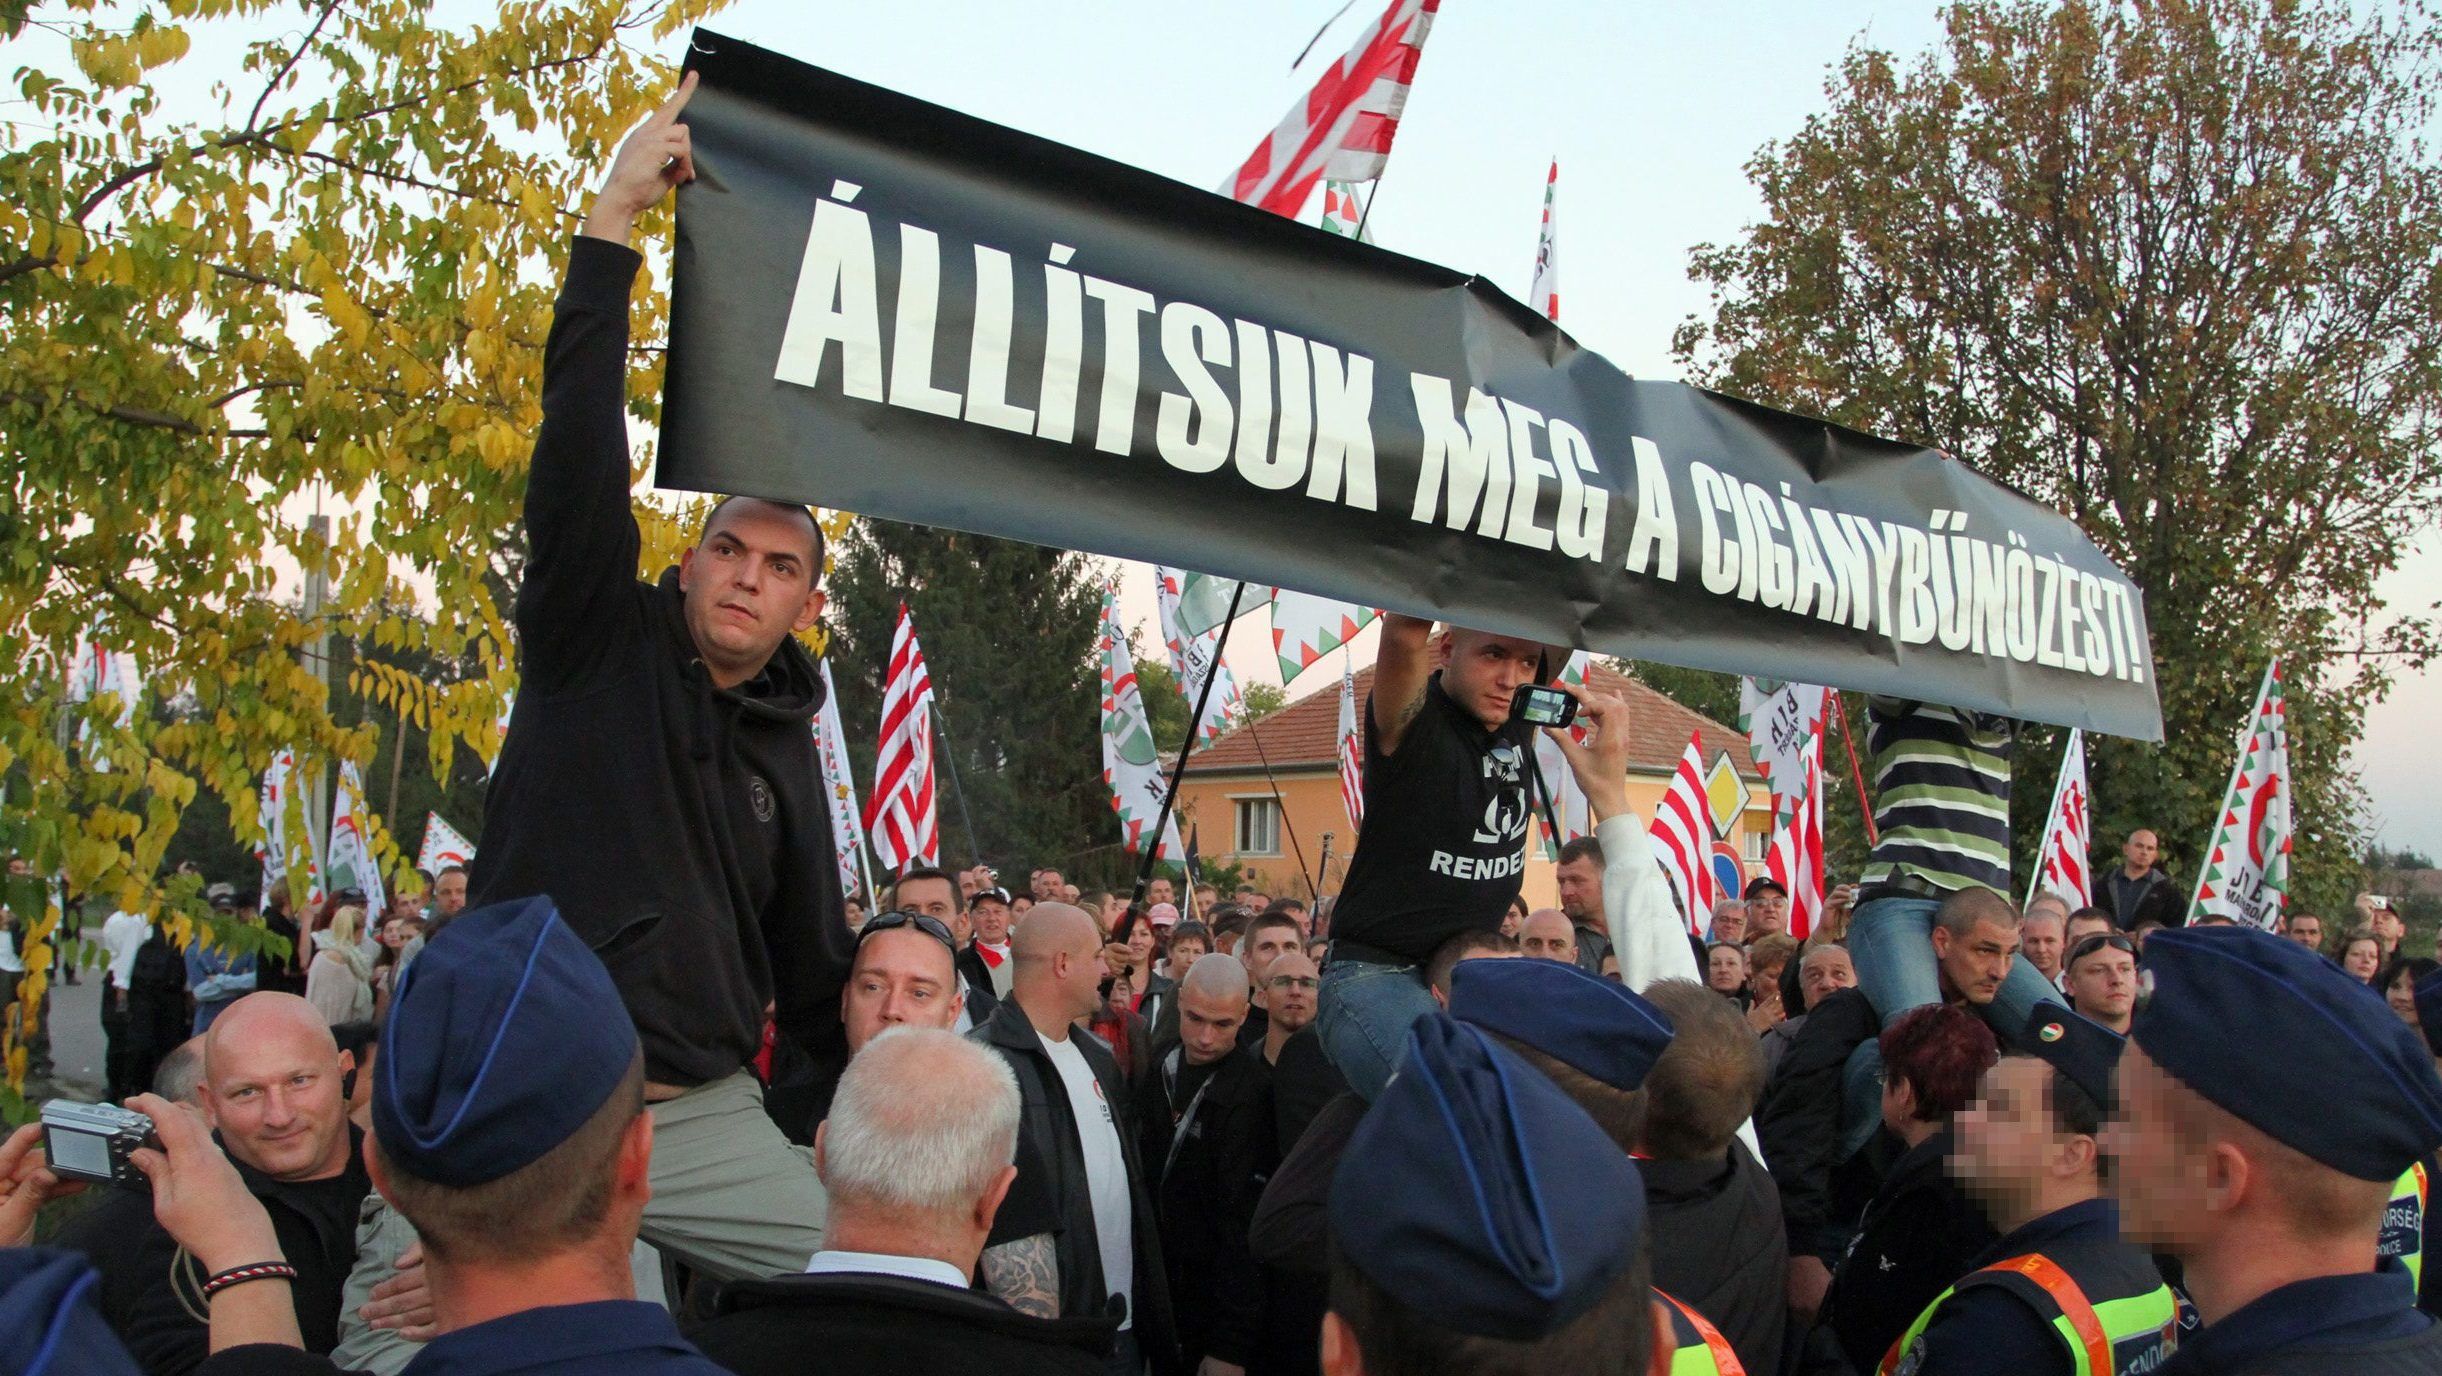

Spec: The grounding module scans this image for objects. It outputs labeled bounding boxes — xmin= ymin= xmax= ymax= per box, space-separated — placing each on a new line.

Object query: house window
xmin=1745 ymin=829 xmax=1768 ymax=862
xmin=1234 ymin=797 xmax=1282 ymax=857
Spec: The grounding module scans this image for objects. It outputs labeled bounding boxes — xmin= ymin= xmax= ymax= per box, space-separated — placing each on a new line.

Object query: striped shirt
xmin=1859 ymin=699 xmax=2014 ymax=896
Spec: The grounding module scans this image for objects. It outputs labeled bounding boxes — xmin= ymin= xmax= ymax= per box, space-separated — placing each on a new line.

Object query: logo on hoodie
xmin=748 ymin=776 xmax=776 ymax=824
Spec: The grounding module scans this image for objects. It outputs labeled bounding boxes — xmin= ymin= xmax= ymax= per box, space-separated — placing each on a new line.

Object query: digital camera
xmin=1510 ymin=683 xmax=1579 ymax=730
xmin=40 ymin=1100 xmax=159 ymax=1190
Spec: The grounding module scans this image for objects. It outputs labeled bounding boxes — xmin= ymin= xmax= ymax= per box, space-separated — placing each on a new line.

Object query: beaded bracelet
xmin=200 ymin=1261 xmax=299 ymax=1298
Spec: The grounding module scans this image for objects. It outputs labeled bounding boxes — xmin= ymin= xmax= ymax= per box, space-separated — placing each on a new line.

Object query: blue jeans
xmin=1318 ymin=958 xmax=1439 ymax=1102
xmin=1840 ymin=893 xmax=2067 ymax=1154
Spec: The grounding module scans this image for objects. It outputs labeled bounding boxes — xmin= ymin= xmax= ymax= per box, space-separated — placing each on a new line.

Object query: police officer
xmin=1321 ymin=1013 xmax=1674 ymax=1375
xmin=2389 ymin=966 xmax=2442 ymax=1317
xmin=2108 ymin=926 xmax=2442 ymax=1374
xmin=1880 ymin=1008 xmax=2176 ymax=1375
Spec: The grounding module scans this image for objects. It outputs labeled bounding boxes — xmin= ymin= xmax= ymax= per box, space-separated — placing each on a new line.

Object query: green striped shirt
xmin=1859 ymin=698 xmax=2014 ymax=895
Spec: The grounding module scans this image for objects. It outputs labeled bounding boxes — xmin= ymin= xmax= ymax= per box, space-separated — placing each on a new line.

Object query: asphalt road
xmin=34 ymin=964 xmax=107 ymax=1100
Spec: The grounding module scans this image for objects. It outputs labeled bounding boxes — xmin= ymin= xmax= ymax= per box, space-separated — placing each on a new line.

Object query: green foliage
xmin=825 ymin=519 xmax=1106 ymax=874
xmin=1673 ymin=0 xmax=2442 ymax=914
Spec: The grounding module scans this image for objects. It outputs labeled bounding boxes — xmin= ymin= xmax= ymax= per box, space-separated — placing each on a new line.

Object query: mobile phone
xmin=2369 ymin=895 xmax=2392 ymax=911
xmin=1511 ymin=684 xmax=1578 ymax=730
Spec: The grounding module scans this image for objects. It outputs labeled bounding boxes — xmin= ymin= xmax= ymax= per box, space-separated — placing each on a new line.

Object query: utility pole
xmin=300 ymin=514 xmax=332 ymax=870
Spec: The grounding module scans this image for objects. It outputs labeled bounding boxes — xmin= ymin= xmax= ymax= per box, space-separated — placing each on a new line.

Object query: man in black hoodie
xmin=445 ymin=74 xmax=850 ymax=1285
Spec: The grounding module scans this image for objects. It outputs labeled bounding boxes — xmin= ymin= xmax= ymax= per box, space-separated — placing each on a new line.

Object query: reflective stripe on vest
xmin=1879 ymin=1251 xmax=2178 ymax=1376
xmin=2379 ymin=1160 xmax=2428 ymax=1296
xmin=1657 ymin=1289 xmax=1744 ymax=1376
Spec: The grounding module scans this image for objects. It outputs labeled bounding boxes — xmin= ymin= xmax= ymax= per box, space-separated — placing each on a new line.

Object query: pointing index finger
xmin=653 ymin=70 xmax=700 ymax=127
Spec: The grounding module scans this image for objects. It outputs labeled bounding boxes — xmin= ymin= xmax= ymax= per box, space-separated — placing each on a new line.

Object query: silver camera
xmin=40 ymin=1100 xmax=158 ymax=1190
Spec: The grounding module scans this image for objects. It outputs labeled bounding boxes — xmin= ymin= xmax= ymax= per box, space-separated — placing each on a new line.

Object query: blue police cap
xmin=2415 ymin=966 xmax=2442 ymax=1061
xmin=2021 ymin=1006 xmax=2124 ymax=1110
xmin=1448 ymin=956 xmax=1674 ymax=1092
xmin=373 ymin=896 xmax=639 ymax=1188
xmin=2134 ymin=926 xmax=2442 ymax=1182
xmin=1331 ymin=1014 xmax=1644 ymax=1341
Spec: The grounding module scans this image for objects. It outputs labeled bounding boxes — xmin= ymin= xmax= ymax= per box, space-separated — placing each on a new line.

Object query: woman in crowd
xmin=1088 ymin=967 xmax=1153 ymax=1089
xmin=305 ymin=903 xmax=377 ymax=1025
xmin=370 ymin=913 xmax=415 ymax=1018
xmin=1745 ymin=933 xmax=1799 ymax=1032
xmin=1500 ymin=894 xmax=1527 ymax=943
xmin=1707 ymin=941 xmax=1750 ymax=1003
xmin=1163 ymin=919 xmax=1213 ymax=981
xmin=2342 ymin=929 xmax=2385 ymax=985
xmin=2382 ymin=955 xmax=2440 ymax=1026
xmin=1821 ymin=1003 xmax=2002 ymax=1374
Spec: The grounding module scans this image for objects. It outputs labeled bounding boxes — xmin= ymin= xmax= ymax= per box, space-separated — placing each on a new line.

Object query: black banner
xmin=661 ymin=32 xmax=2162 ymax=740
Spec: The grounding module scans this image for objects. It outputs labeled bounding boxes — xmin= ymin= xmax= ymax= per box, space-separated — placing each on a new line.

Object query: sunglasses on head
xmin=858 ymin=909 xmax=957 ymax=952
xmin=2068 ymin=932 xmax=2138 ymax=966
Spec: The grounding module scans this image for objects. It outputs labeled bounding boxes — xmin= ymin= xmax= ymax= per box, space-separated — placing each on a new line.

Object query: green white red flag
xmin=1099 ymin=581 xmax=1187 ymax=860
xmin=258 ymin=748 xmax=323 ymax=911
xmin=1157 ymin=566 xmax=1250 ymax=746
xmin=1318 ymin=181 xmax=1371 ymax=240
xmin=1269 ymin=589 xmax=1376 ymax=684
xmin=416 ymin=812 xmax=475 ymax=876
xmin=1530 ymin=158 xmax=1559 ymax=321
xmin=326 ymin=760 xmax=385 ymax=913
xmin=2189 ymin=661 xmax=2291 ymax=929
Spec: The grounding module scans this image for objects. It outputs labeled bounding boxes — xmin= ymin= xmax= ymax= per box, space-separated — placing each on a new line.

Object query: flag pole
xmin=1351 ymin=178 xmax=1385 ymax=243
xmin=1244 ymin=712 xmax=1321 ymax=904
xmin=1829 ymin=691 xmax=1878 ymax=846
xmin=929 ymin=709 xmax=984 ymax=869
xmin=1135 ymin=582 xmax=1249 ymax=902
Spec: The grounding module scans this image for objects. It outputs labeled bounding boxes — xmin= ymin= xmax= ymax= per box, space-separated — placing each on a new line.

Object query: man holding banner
xmin=356 ymin=75 xmax=855 ymax=1311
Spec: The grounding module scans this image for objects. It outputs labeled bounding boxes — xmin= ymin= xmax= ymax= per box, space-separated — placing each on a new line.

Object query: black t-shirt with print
xmin=1330 ymin=673 xmax=1536 ymax=967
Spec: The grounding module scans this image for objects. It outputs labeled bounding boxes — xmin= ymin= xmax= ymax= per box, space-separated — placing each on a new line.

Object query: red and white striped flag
xmin=1765 ymin=729 xmax=1826 ymax=941
xmin=1651 ymin=731 xmax=1717 ymax=934
xmin=1225 ymin=0 xmax=1442 ymax=219
xmin=2028 ymin=729 xmax=2093 ymax=911
xmin=865 ymin=603 xmax=940 ymax=876
xmin=1337 ymin=659 xmax=1365 ymax=831
xmin=1530 ymin=158 xmax=1560 ymax=321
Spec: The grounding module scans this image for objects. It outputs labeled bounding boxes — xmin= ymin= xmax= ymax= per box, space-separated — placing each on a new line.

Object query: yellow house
xmin=1175 ymin=663 xmax=1774 ymax=911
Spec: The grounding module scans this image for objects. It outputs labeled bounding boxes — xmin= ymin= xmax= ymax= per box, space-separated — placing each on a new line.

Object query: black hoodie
xmin=471 ymin=235 xmax=852 ymax=1088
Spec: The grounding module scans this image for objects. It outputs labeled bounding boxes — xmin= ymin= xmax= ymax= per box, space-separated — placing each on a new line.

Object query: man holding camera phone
xmin=1313 ymin=613 xmax=1618 ymax=1100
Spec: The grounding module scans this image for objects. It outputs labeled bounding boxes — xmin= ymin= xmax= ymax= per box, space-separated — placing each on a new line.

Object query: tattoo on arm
xmin=1389 ymin=683 xmax=1429 ymax=737
xmin=979 ymin=1233 xmax=1060 ymax=1319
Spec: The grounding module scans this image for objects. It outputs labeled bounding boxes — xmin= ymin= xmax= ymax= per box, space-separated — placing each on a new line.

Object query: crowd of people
xmin=4 ymin=79 xmax=2441 ymax=1376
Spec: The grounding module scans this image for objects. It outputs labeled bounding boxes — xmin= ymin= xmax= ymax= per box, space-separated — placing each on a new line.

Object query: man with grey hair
xmin=691 ymin=1027 xmax=1111 ymax=1374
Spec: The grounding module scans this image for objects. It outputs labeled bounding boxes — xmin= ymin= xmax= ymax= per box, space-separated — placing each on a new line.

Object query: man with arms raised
xmin=465 ymin=75 xmax=851 ymax=1282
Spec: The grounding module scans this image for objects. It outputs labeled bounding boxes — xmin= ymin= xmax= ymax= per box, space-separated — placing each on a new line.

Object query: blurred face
xmin=1438 ymin=629 xmax=1546 ymax=729
xmin=1264 ymin=954 xmax=1321 ymax=1035
xmin=1747 ymin=889 xmax=1789 ymax=937
xmin=1520 ymin=911 xmax=1578 ymax=963
xmin=1125 ymin=922 xmax=1156 ymax=968
xmin=2344 ymin=939 xmax=2382 ymax=981
xmin=2021 ymin=917 xmax=2065 ymax=979
xmin=2373 ymin=909 xmax=2405 ymax=944
xmin=970 ymin=897 xmax=1012 ymax=945
xmin=1178 ymin=984 xmax=1249 ymax=1066
xmin=1554 ymin=857 xmax=1602 ymax=922
xmin=1711 ymin=903 xmax=1747 ymax=944
xmin=1035 ymin=870 xmax=1064 ymax=901
xmin=1749 ymin=959 xmax=1787 ymax=1001
xmin=1242 ymin=923 xmax=1303 ymax=983
xmin=1167 ymin=935 xmax=1208 ymax=975
xmin=1954 ymin=1057 xmax=2064 ymax=1222
xmin=842 ymin=928 xmax=961 ymax=1053
xmin=896 ymin=877 xmax=959 ymax=924
xmin=2065 ymin=915 xmax=2113 ymax=948
xmin=1104 ymin=970 xmax=1135 ymax=1019
xmin=678 ymin=501 xmax=824 ymax=677
xmin=843 ymin=897 xmax=866 ymax=927
xmin=1708 ymin=944 xmax=1747 ymax=992
xmin=2387 ymin=967 xmax=2420 ymax=1025
xmin=1147 ymin=879 xmax=1174 ymax=907
xmin=1499 ymin=902 xmax=1525 ymax=940
xmin=378 ymin=917 xmax=410 ymax=950
xmin=2104 ymin=1046 xmax=2211 ymax=1254
xmin=432 ymin=870 xmax=467 ymax=917
xmin=2283 ymin=913 xmax=2321 ymax=948
xmin=1800 ymin=946 xmax=1857 ymax=1003
xmin=205 ymin=1007 xmax=354 ymax=1182
xmin=2066 ymin=943 xmax=2138 ymax=1027
xmin=2122 ymin=831 xmax=2158 ymax=873
xmin=1934 ymin=917 xmax=2022 ymax=1006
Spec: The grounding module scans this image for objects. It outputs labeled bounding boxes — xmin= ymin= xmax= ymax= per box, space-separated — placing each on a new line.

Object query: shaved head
xmin=1012 ymin=902 xmax=1099 ymax=959
xmin=205 ymin=991 xmax=338 ymax=1073
xmin=1182 ymin=951 xmax=1253 ymax=1006
xmin=202 ymin=992 xmax=352 ymax=1182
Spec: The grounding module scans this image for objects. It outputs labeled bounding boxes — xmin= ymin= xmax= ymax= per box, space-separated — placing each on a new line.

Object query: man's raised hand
xmin=1548 ymin=680 xmax=1634 ymax=822
xmin=581 ymin=70 xmax=700 ymax=246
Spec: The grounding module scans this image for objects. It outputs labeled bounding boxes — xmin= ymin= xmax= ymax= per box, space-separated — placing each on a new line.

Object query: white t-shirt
xmin=100 ymin=910 xmax=149 ymax=990
xmin=1038 ymin=1029 xmax=1133 ymax=1331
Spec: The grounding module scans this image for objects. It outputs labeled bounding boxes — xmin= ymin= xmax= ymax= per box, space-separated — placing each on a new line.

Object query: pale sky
xmin=680 ymin=0 xmax=2441 ymax=855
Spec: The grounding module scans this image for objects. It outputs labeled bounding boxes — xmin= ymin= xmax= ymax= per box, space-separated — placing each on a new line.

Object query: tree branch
xmin=246 ymin=0 xmax=344 ymax=134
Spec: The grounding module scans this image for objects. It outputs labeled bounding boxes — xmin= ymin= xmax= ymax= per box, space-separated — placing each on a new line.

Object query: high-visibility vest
xmin=2380 ymin=1159 xmax=2428 ymax=1303
xmin=1878 ymin=1244 xmax=2178 ymax=1376
xmin=1656 ymin=1288 xmax=1744 ymax=1376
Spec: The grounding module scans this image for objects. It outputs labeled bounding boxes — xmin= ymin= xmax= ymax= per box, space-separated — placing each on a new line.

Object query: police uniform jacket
xmin=1889 ymin=1198 xmax=2173 ymax=1376
xmin=688 ymin=1271 xmax=1112 ymax=1376
xmin=2154 ymin=1270 xmax=2442 ymax=1376
xmin=197 ymin=1300 xmax=727 ymax=1376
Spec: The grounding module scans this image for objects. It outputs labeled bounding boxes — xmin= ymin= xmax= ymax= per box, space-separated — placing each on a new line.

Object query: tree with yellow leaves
xmin=0 ymin=0 xmax=750 ymax=1100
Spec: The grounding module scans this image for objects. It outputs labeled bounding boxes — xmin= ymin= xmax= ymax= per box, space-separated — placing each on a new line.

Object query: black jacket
xmin=690 ymin=1271 xmax=1112 ymax=1376
xmin=1644 ymin=1142 xmax=1788 ymax=1376
xmin=971 ymin=998 xmax=1179 ymax=1373
xmin=58 ymin=1127 xmax=373 ymax=1375
xmin=472 ymin=236 xmax=852 ymax=1088
xmin=1822 ymin=1127 xmax=1998 ymax=1375
xmin=1265 ymin=1027 xmax=1348 ymax=1157
xmin=2105 ymin=866 xmax=2182 ymax=931
xmin=1758 ymin=985 xmax=1882 ymax=1260
xmin=1157 ymin=1045 xmax=1275 ymax=1368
